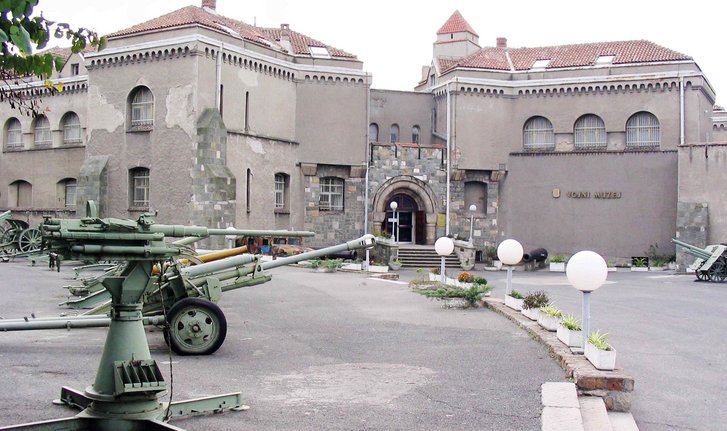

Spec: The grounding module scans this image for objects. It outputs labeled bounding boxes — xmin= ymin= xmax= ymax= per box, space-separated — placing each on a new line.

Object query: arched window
xmin=390 ymin=124 xmax=399 ymax=144
xmin=9 ymin=180 xmax=32 ymax=207
xmin=274 ymin=172 xmax=290 ymax=212
xmin=129 ymin=167 xmax=150 ymax=208
xmin=58 ymin=178 xmax=77 ymax=208
xmin=523 ymin=116 xmax=554 ymax=150
xmin=33 ymin=115 xmax=51 ymax=147
xmin=574 ymin=114 xmax=606 ymax=149
xmin=61 ymin=112 xmax=82 ymax=144
xmin=129 ymin=86 xmax=154 ymax=128
xmin=5 ymin=118 xmax=22 ymax=150
xmin=412 ymin=125 xmax=420 ymax=144
xmin=626 ymin=112 xmax=660 ymax=148
xmin=368 ymin=123 xmax=379 ymax=143
xmin=319 ymin=177 xmax=344 ymax=211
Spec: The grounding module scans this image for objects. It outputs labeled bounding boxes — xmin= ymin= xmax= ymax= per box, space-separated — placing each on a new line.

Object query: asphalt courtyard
xmin=1 ymin=261 xmax=724 ymax=430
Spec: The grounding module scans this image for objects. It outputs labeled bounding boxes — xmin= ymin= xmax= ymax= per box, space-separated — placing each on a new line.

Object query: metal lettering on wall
xmin=554 ymin=189 xmax=622 ymax=199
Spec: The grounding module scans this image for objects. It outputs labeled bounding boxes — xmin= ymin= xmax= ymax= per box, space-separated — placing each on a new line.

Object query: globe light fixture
xmin=497 ymin=239 xmax=523 ymax=297
xmin=566 ymin=250 xmax=608 ymax=351
xmin=435 ymin=236 xmax=455 ymax=283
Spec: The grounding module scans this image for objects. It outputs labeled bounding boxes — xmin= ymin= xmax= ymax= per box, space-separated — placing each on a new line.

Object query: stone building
xmin=0 ymin=3 xmax=722 ymax=264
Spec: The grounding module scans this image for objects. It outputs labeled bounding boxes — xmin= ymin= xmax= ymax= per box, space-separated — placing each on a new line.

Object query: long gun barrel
xmin=671 ymin=238 xmax=712 ymax=260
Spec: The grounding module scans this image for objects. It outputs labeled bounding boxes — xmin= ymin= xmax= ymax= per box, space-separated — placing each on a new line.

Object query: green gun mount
xmin=672 ymin=238 xmax=727 ymax=282
xmin=0 ymin=202 xmax=375 ymax=431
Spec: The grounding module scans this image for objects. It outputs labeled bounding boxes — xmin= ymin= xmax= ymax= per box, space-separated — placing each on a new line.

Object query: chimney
xmin=202 ymin=0 xmax=216 ymax=10
xmin=496 ymin=37 xmax=507 ymax=48
xmin=279 ymin=24 xmax=292 ymax=51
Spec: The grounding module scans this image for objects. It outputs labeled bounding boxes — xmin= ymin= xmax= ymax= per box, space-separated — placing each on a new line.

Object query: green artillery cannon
xmin=672 ymin=238 xmax=727 ymax=282
xmin=0 ymin=202 xmax=375 ymax=431
xmin=0 ymin=209 xmax=43 ymax=260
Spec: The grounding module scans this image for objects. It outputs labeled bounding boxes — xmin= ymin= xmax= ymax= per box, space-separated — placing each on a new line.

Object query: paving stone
xmin=542 ymin=382 xmax=579 ymax=408
xmin=541 ymin=406 xmax=584 ymax=431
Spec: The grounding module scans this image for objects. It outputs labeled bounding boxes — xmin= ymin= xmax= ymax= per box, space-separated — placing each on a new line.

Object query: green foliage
xmin=550 ymin=255 xmax=566 ymax=263
xmin=429 ymin=267 xmax=440 ymax=275
xmin=0 ymin=0 xmax=106 ymax=115
xmin=323 ymin=258 xmax=343 ymax=270
xmin=561 ymin=314 xmax=581 ymax=331
xmin=474 ymin=276 xmax=487 ymax=285
xmin=509 ymin=289 xmax=523 ymax=299
xmin=483 ymin=245 xmax=497 ymax=264
xmin=646 ymin=243 xmax=675 ymax=267
xmin=457 ymin=271 xmax=474 ymax=283
xmin=522 ymin=290 xmax=550 ymax=310
xmin=632 ymin=256 xmax=648 ymax=268
xmin=588 ymin=330 xmax=612 ymax=351
xmin=416 ymin=284 xmax=492 ymax=304
xmin=308 ymin=258 xmax=322 ymax=269
xmin=540 ymin=305 xmax=563 ymax=318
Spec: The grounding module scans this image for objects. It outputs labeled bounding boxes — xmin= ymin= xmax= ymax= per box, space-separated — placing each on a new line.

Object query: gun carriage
xmin=672 ymin=238 xmax=727 ymax=282
xmin=0 ymin=210 xmax=43 ymax=258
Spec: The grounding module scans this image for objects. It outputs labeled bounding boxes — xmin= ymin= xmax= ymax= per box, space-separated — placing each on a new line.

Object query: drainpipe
xmin=364 ymin=78 xmax=371 ymax=269
xmin=680 ymin=76 xmax=685 ymax=146
xmin=445 ymin=83 xmax=451 ymax=235
xmin=216 ymin=43 xmax=223 ymax=110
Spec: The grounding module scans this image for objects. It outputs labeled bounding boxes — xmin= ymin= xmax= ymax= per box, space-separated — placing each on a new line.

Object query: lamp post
xmin=497 ymin=239 xmax=523 ymax=298
xmin=566 ymin=250 xmax=608 ymax=351
xmin=435 ymin=236 xmax=454 ymax=284
xmin=468 ymin=204 xmax=477 ymax=243
xmin=389 ymin=201 xmax=398 ymax=243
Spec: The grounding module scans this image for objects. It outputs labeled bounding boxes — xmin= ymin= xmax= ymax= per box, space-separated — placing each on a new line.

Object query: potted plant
xmin=456 ymin=271 xmax=475 ymax=288
xmin=368 ymin=261 xmax=389 ymax=273
xmin=631 ymin=256 xmax=649 ymax=272
xmin=584 ymin=330 xmax=617 ymax=371
xmin=521 ymin=290 xmax=549 ymax=320
xmin=537 ymin=305 xmax=562 ymax=331
xmin=504 ymin=289 xmax=524 ymax=310
xmin=556 ymin=314 xmax=583 ymax=348
xmin=607 ymin=260 xmax=617 ymax=272
xmin=549 ymin=255 xmax=566 ymax=272
xmin=388 ymin=257 xmax=403 ymax=271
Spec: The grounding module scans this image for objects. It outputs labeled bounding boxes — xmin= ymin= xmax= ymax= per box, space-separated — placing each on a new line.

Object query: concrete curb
xmin=483 ymin=298 xmax=634 ymax=412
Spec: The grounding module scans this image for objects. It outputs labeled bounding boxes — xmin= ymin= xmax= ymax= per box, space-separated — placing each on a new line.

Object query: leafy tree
xmin=0 ymin=0 xmax=106 ymax=116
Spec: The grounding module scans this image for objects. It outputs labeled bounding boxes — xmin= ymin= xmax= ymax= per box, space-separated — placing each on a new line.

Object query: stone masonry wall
xmin=675 ymin=201 xmax=709 ymax=271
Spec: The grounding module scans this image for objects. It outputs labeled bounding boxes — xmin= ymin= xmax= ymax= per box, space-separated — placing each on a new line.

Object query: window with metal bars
xmin=523 ymin=116 xmax=555 ymax=150
xmin=574 ymin=114 xmax=607 ymax=149
xmin=130 ymin=87 xmax=154 ymax=128
xmin=64 ymin=179 xmax=77 ymax=208
xmin=275 ymin=173 xmax=286 ymax=209
xmin=34 ymin=115 xmax=52 ymax=147
xmin=626 ymin=112 xmax=659 ymax=148
xmin=319 ymin=177 xmax=344 ymax=211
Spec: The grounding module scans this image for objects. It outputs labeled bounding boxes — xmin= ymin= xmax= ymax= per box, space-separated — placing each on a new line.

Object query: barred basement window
xmin=626 ymin=112 xmax=660 ymax=148
xmin=319 ymin=177 xmax=344 ymax=211
xmin=574 ymin=114 xmax=606 ymax=149
xmin=523 ymin=116 xmax=554 ymax=150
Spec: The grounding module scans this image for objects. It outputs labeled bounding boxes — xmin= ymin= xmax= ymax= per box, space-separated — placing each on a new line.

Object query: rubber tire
xmin=165 ymin=297 xmax=227 ymax=355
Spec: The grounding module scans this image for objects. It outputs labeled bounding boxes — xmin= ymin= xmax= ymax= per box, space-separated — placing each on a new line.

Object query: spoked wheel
xmin=18 ymin=228 xmax=42 ymax=253
xmin=707 ymin=257 xmax=727 ymax=282
xmin=696 ymin=270 xmax=708 ymax=281
xmin=164 ymin=297 xmax=227 ymax=355
xmin=0 ymin=229 xmax=17 ymax=255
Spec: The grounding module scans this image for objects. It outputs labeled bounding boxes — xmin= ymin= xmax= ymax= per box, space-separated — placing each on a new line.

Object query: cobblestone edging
xmin=482 ymin=298 xmax=634 ymax=412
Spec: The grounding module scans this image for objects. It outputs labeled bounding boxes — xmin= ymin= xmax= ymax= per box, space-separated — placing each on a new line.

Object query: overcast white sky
xmin=36 ymin=0 xmax=727 ymax=105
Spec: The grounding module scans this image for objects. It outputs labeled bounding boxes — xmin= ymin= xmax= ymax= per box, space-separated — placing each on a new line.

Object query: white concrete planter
xmin=455 ymin=280 xmax=474 ymax=289
xmin=549 ymin=262 xmax=565 ymax=272
xmin=504 ymin=295 xmax=523 ymax=311
xmin=368 ymin=265 xmax=389 ymax=273
xmin=556 ymin=325 xmax=583 ymax=348
xmin=649 ymin=266 xmax=666 ymax=271
xmin=428 ymin=272 xmax=440 ymax=282
xmin=538 ymin=314 xmax=560 ymax=331
xmin=341 ymin=263 xmax=362 ymax=271
xmin=607 ymin=267 xmax=617 ymax=272
xmin=521 ymin=307 xmax=540 ymax=321
xmin=585 ymin=342 xmax=617 ymax=371
xmin=631 ymin=267 xmax=648 ymax=272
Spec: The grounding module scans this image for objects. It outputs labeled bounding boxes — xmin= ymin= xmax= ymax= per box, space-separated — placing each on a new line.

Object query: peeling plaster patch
xmin=247 ymin=138 xmax=266 ymax=155
xmin=166 ymin=84 xmax=195 ymax=137
xmin=88 ymin=86 xmax=124 ymax=132
xmin=260 ymin=363 xmax=434 ymax=406
xmin=238 ymin=69 xmax=259 ymax=87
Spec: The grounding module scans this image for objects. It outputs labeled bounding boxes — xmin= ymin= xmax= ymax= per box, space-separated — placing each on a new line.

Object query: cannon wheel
xmin=708 ymin=257 xmax=727 ymax=282
xmin=696 ymin=270 xmax=708 ymax=281
xmin=18 ymin=228 xmax=42 ymax=253
xmin=164 ymin=297 xmax=227 ymax=355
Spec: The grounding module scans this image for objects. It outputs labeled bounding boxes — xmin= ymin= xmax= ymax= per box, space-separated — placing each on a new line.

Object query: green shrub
xmin=522 ymin=290 xmax=550 ymax=310
xmin=540 ymin=305 xmax=563 ymax=318
xmin=550 ymin=255 xmax=566 ymax=263
xmin=509 ymin=289 xmax=524 ymax=299
xmin=474 ymin=276 xmax=487 ymax=285
xmin=561 ymin=314 xmax=581 ymax=331
xmin=587 ymin=330 xmax=612 ymax=351
xmin=417 ymin=284 xmax=492 ymax=304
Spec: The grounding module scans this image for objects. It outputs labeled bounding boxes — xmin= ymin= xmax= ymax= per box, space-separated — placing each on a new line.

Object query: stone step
xmin=541 ymin=382 xmax=584 ymax=431
xmin=579 ymin=396 xmax=613 ymax=431
xmin=607 ymin=411 xmax=639 ymax=431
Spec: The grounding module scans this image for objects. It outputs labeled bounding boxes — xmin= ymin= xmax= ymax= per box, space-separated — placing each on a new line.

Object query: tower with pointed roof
xmin=433 ymin=10 xmax=480 ymax=60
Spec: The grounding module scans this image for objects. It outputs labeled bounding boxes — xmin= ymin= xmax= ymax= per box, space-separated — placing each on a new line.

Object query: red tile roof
xmin=437 ymin=10 xmax=478 ymax=37
xmin=445 ymin=40 xmax=690 ymax=72
xmin=106 ymin=5 xmax=356 ymax=59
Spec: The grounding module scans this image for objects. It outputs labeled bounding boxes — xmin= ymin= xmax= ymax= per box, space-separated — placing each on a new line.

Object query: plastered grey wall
xmin=369 ymin=90 xmax=434 ymax=145
xmin=499 ymin=151 xmax=678 ymax=260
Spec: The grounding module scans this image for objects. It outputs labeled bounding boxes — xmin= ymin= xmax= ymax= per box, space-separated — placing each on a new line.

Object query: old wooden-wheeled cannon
xmin=672 ymin=238 xmax=727 ymax=282
xmin=0 ymin=209 xmax=42 ymax=258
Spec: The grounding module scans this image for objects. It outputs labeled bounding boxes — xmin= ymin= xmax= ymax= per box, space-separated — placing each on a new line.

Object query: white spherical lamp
xmin=434 ymin=236 xmax=454 ymax=256
xmin=390 ymin=201 xmax=398 ymax=211
xmin=497 ymin=239 xmax=523 ymax=265
xmin=566 ymin=250 xmax=608 ymax=292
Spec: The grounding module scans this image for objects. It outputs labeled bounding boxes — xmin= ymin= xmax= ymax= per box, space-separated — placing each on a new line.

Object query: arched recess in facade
xmin=372 ymin=175 xmax=438 ymax=245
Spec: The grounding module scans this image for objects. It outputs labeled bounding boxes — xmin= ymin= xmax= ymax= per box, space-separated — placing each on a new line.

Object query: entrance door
xmin=385 ymin=194 xmax=418 ymax=243
xmin=415 ymin=211 xmax=426 ymax=245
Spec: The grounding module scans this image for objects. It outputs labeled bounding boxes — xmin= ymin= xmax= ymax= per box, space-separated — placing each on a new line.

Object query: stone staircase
xmin=541 ymin=382 xmax=639 ymax=431
xmin=397 ymin=245 xmax=460 ymax=268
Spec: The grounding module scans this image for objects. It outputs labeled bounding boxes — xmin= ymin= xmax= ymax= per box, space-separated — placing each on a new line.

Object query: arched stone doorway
xmin=372 ymin=176 xmax=438 ymax=245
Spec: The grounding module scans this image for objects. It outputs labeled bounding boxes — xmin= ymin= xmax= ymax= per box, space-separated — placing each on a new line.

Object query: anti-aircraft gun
xmin=0 ymin=202 xmax=375 ymax=430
